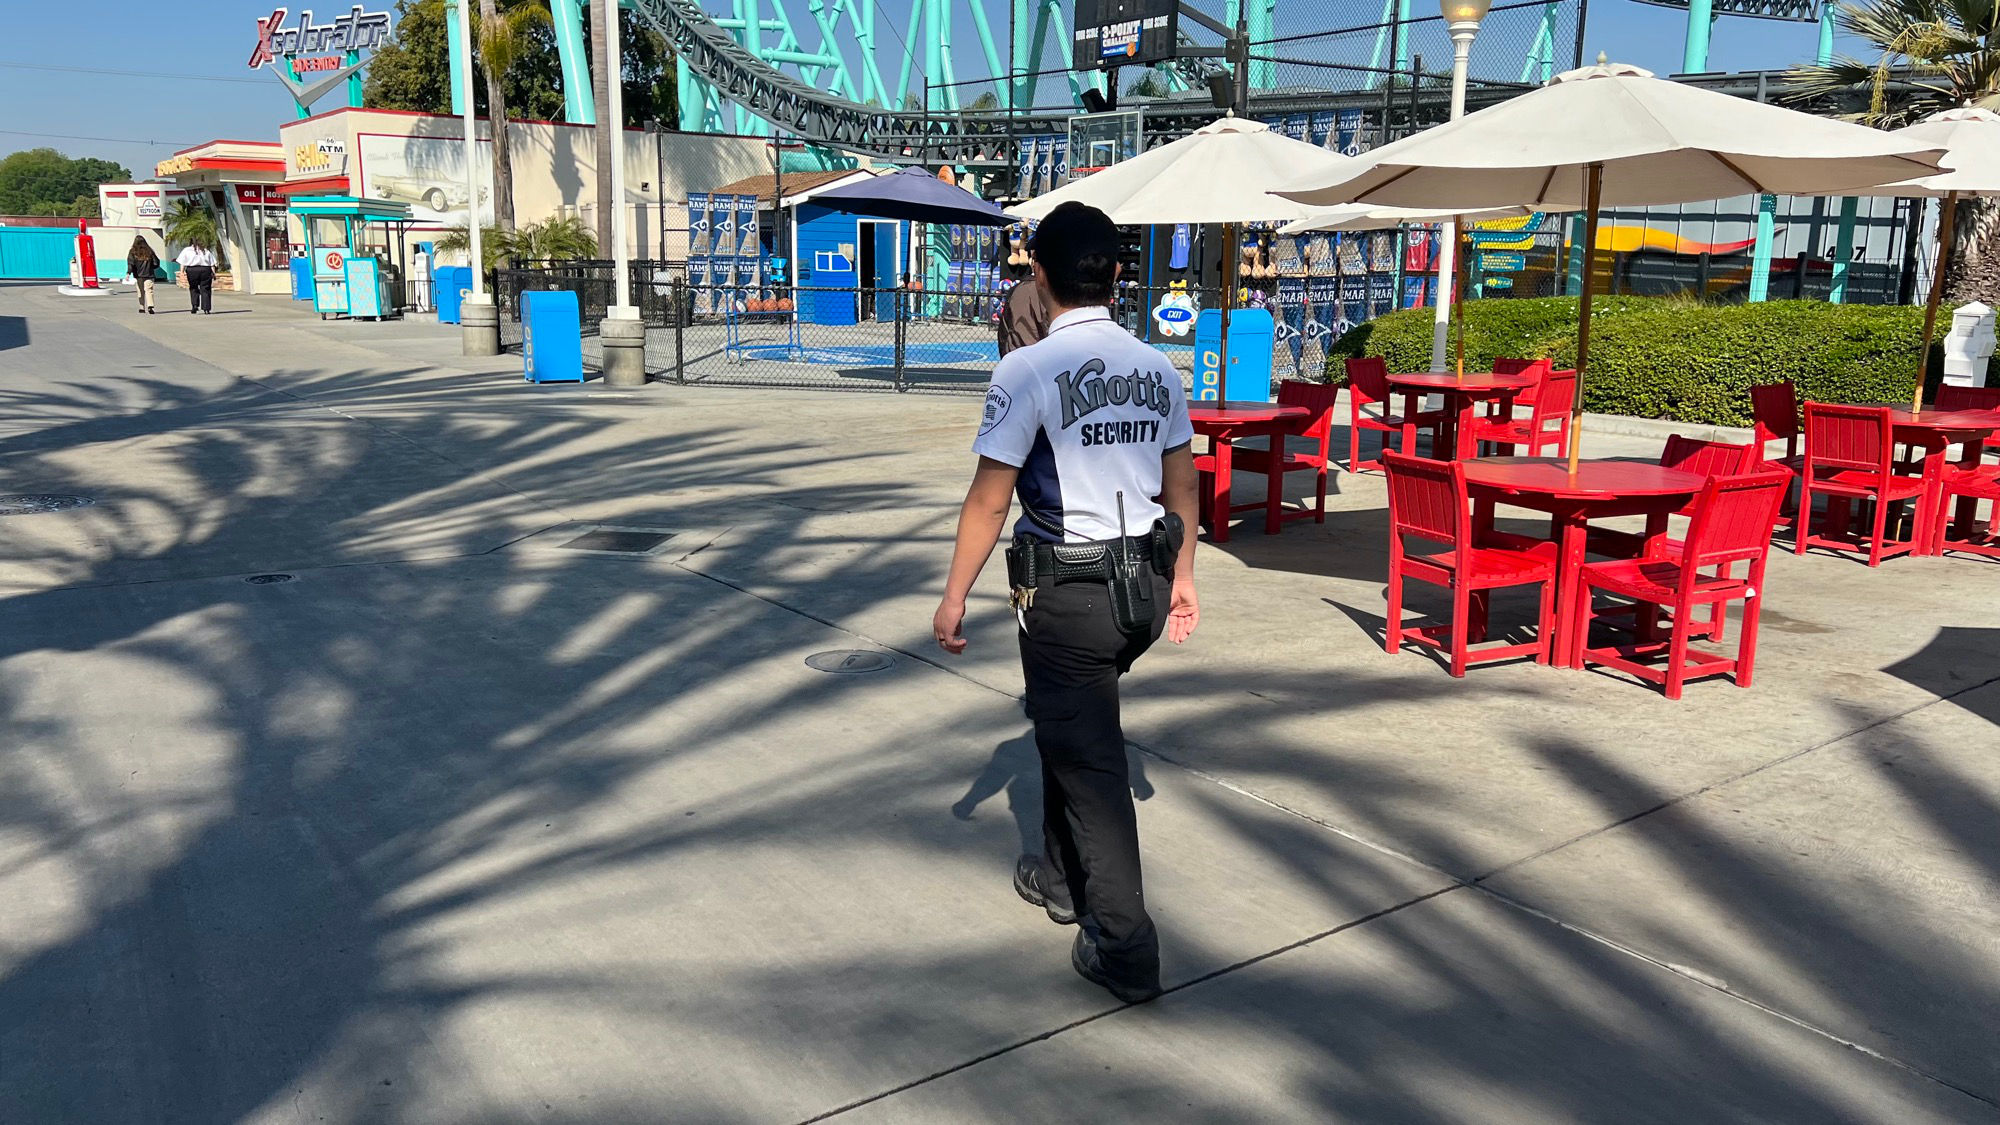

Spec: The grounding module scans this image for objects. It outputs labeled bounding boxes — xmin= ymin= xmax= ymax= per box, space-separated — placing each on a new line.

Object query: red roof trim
xmin=277 ymin=176 xmax=352 ymax=195
xmin=194 ymin=158 xmax=286 ymax=172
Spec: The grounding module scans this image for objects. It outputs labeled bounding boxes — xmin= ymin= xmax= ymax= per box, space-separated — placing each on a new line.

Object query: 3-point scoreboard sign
xmin=1072 ymin=0 xmax=1179 ymax=70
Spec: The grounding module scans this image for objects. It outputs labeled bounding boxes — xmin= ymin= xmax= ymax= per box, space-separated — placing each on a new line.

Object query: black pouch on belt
xmin=1151 ymin=513 xmax=1185 ymax=577
xmin=1106 ymin=542 xmax=1156 ymax=634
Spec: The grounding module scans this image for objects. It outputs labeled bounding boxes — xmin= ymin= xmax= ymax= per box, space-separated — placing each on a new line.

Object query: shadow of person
xmin=951 ymin=734 xmax=1155 ymax=856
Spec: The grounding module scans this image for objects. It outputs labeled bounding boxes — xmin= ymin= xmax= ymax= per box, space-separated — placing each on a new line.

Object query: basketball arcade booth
xmin=288 ymin=194 xmax=416 ymax=319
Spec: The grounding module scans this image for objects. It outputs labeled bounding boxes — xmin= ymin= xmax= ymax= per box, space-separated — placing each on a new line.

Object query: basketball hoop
xmin=1066 ymin=109 xmax=1143 ymax=185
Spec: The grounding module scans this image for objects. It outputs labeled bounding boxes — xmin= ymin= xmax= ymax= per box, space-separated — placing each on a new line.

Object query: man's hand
xmin=934 ymin=596 xmax=969 ymax=655
xmin=1166 ymin=578 xmax=1199 ymax=644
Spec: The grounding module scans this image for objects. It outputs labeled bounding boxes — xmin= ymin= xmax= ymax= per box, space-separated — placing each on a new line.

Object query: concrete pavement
xmin=0 ymin=281 xmax=1995 ymax=1123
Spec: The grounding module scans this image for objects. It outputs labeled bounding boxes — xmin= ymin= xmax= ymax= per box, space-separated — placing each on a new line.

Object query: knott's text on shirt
xmin=1056 ymin=358 xmax=1174 ymax=429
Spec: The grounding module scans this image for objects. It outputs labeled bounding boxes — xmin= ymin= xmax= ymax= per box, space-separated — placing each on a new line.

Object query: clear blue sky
xmin=0 ymin=0 xmax=1859 ymax=179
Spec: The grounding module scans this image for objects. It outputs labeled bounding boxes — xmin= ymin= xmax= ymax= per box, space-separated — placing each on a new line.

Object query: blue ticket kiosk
xmin=287 ymin=195 xmax=415 ymax=320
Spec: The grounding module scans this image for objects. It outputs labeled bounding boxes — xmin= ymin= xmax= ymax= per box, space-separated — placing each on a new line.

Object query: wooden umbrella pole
xmin=1454 ymin=216 xmax=1470 ymax=379
xmin=1914 ymin=190 xmax=1959 ymax=412
xmin=1569 ymin=163 xmax=1605 ymax=475
xmin=1219 ymin=222 xmax=1239 ymax=402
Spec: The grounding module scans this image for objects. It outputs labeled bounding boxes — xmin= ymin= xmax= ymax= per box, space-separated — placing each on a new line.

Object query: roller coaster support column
xmin=1748 ymin=193 xmax=1776 ymax=303
xmin=1820 ymin=6 xmax=1858 ymax=304
xmin=1829 ymin=196 xmax=1859 ymax=303
xmin=1682 ymin=0 xmax=1711 ymax=72
xmin=553 ymin=0 xmax=595 ymax=123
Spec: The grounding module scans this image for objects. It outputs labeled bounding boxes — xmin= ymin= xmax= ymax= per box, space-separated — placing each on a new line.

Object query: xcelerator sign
xmin=249 ymin=6 xmax=393 ymax=112
xmin=249 ymin=6 xmax=392 ymax=67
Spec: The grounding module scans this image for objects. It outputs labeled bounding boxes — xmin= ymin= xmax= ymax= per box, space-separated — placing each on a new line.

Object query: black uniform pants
xmin=1017 ymin=573 xmax=1170 ymax=979
xmin=185 ymin=266 xmax=214 ymax=312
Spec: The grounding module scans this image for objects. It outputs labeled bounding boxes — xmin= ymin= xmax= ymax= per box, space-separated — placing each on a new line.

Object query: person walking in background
xmin=125 ymin=237 xmax=159 ymax=315
xmin=176 ymin=241 xmax=217 ymax=314
xmin=997 ymin=274 xmax=1050 ymax=356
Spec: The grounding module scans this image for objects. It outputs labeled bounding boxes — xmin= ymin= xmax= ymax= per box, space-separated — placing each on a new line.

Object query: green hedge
xmin=1325 ymin=296 xmax=1938 ymax=427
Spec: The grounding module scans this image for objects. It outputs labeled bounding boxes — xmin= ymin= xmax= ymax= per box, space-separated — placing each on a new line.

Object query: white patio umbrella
xmin=1840 ymin=107 xmax=2000 ymax=409
xmin=1277 ymin=60 xmax=1949 ymax=468
xmin=1015 ymin=117 xmax=1359 ymax=399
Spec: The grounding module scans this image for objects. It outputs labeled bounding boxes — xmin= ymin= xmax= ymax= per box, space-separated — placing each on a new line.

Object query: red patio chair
xmin=1935 ymin=384 xmax=2000 ymax=458
xmin=1587 ymin=436 xmax=1762 ymax=639
xmin=1484 ymin=357 xmax=1553 ymax=419
xmin=1344 ymin=357 xmax=1443 ymax=472
xmin=1469 ymin=367 xmax=1577 ymax=458
xmin=1795 ymin=402 xmax=1926 ymax=566
xmin=1571 ymin=470 xmax=1792 ymax=700
xmin=1749 ymin=382 xmax=1805 ymax=473
xmin=1231 ymin=381 xmax=1341 ymax=523
xmin=1938 ymin=462 xmax=2000 ymax=556
xmin=1383 ymin=451 xmax=1556 ymax=677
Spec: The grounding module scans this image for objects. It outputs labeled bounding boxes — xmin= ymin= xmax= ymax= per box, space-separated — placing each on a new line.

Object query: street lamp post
xmin=1428 ymin=0 xmax=1491 ymax=372
xmin=457 ymin=0 xmax=500 ymax=356
xmin=600 ymin=0 xmax=649 ymax=386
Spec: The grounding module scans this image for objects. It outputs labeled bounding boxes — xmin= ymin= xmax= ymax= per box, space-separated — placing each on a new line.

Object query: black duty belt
xmin=1005 ymin=514 xmax=1183 ymax=634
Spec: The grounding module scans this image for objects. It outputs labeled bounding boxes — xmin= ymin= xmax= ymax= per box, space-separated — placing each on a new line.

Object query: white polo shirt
xmin=972 ymin=306 xmax=1193 ymax=544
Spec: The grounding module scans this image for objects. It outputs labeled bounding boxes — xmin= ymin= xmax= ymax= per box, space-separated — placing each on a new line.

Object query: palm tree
xmin=507 ymin=214 xmax=599 ymax=261
xmin=474 ymin=0 xmax=552 ymax=231
xmin=438 ymin=215 xmax=598 ymax=270
xmin=1786 ymin=0 xmax=2000 ymax=297
xmin=433 ymin=223 xmax=508 ymax=271
xmin=165 ymin=199 xmax=226 ymax=269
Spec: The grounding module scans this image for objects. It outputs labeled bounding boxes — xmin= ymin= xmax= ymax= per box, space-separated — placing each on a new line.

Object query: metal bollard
xmin=673 ymin=278 xmax=687 ymax=384
xmin=600 ymin=316 xmax=649 ymax=387
xmin=893 ymin=288 xmax=907 ymax=393
xmin=461 ymin=294 xmax=501 ymax=357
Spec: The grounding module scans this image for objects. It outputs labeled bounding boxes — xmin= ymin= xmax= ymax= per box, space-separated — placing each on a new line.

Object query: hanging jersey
xmin=1169 ymin=224 xmax=1192 ymax=272
xmin=973 ymin=307 xmax=1194 ymax=544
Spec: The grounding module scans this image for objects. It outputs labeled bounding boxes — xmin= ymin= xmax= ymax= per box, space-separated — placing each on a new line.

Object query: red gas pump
xmin=75 ymin=220 xmax=99 ymax=289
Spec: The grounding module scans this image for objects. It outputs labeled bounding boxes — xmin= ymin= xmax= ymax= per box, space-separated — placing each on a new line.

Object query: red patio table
xmin=1388 ymin=370 xmax=1541 ymax=460
xmin=1463 ymin=457 xmax=1707 ymax=668
xmin=1189 ymin=400 xmax=1311 ymax=543
xmin=1885 ymin=407 xmax=2000 ymax=555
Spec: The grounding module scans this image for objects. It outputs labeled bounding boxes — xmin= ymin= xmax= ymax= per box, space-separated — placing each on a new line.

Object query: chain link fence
xmin=493 ymin=266 xmax=1254 ymax=392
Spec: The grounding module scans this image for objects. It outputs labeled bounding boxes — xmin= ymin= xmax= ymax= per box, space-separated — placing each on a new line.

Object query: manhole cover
xmin=0 ymin=495 xmax=95 ymax=516
xmin=559 ymin=529 xmax=676 ymax=554
xmin=245 ymin=573 xmax=295 ymax=585
xmin=805 ymin=650 xmax=894 ymax=674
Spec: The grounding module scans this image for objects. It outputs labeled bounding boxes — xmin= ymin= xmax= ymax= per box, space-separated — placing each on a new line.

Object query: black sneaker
xmin=1013 ymin=855 xmax=1077 ymax=925
xmin=1071 ymin=928 xmax=1162 ymax=1004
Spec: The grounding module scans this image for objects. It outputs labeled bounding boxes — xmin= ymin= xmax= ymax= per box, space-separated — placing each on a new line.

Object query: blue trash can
xmin=522 ymin=290 xmax=584 ymax=384
xmin=435 ymin=266 xmax=470 ymax=324
xmin=290 ymin=257 xmax=313 ymax=301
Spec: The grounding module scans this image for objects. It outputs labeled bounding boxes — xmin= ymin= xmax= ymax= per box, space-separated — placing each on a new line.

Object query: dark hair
xmin=1031 ymin=202 xmax=1119 ymax=306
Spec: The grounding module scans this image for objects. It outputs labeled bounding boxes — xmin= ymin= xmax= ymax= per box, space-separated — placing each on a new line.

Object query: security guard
xmin=933 ymin=202 xmax=1200 ymax=1003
